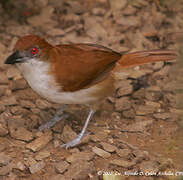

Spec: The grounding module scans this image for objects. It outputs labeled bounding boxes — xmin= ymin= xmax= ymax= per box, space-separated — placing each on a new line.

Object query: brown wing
xmin=50 ymin=44 xmax=121 ymax=91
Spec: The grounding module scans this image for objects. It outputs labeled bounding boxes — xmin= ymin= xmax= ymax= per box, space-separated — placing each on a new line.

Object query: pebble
xmin=109 ymin=0 xmax=127 ymax=11
xmin=0 ymin=96 xmax=17 ymax=106
xmin=51 ymin=174 xmax=65 ymax=180
xmin=35 ymin=150 xmax=51 ymax=160
xmin=116 ymin=80 xmax=133 ymax=97
xmin=133 ymin=150 xmax=149 ymax=163
xmin=47 ymin=28 xmax=65 ymax=36
xmin=60 ymin=125 xmax=77 ymax=143
xmin=115 ymin=97 xmax=131 ymax=111
xmin=123 ymin=120 xmax=153 ymax=132
xmin=122 ymin=109 xmax=135 ymax=119
xmin=55 ymin=161 xmax=70 ymax=174
xmin=100 ymin=142 xmax=117 ymax=152
xmin=145 ymin=91 xmax=162 ymax=101
xmin=20 ymin=100 xmax=36 ymax=109
xmin=9 ymin=127 xmax=33 ymax=142
xmin=135 ymin=105 xmax=158 ymax=115
xmin=140 ymin=160 xmax=159 ymax=173
xmin=92 ymin=146 xmax=111 ymax=158
xmin=132 ymin=88 xmax=146 ymax=99
xmin=0 ymin=164 xmax=13 ymax=176
xmin=35 ymin=99 xmax=52 ymax=110
xmin=0 ymin=72 xmax=8 ymax=84
xmin=0 ymin=152 xmax=11 ymax=166
xmin=26 ymin=131 xmax=52 ymax=152
xmin=153 ymin=113 xmax=171 ymax=120
xmin=15 ymin=161 xmax=26 ymax=171
xmin=9 ymin=79 xmax=28 ymax=91
xmin=29 ymin=161 xmax=45 ymax=174
xmin=6 ymin=67 xmax=22 ymax=80
xmin=110 ymin=159 xmax=136 ymax=168
xmin=0 ymin=123 xmax=8 ymax=136
xmin=64 ymin=161 xmax=95 ymax=180
xmin=116 ymin=148 xmax=131 ymax=158
xmin=66 ymin=151 xmax=94 ymax=163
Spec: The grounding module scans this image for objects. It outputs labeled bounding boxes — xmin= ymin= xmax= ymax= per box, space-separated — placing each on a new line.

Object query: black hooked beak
xmin=5 ymin=51 xmax=24 ymax=64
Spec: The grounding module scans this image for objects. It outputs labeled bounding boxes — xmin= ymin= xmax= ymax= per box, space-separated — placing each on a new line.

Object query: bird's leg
xmin=39 ymin=104 xmax=69 ymax=131
xmin=61 ymin=108 xmax=95 ymax=149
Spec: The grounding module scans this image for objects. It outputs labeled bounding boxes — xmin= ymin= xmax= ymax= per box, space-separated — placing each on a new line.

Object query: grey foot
xmin=39 ymin=105 xmax=68 ymax=131
xmin=61 ymin=132 xmax=90 ymax=149
xmin=39 ymin=113 xmax=69 ymax=131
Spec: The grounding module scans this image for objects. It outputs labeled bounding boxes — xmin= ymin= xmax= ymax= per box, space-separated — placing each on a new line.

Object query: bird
xmin=5 ymin=35 xmax=177 ymax=148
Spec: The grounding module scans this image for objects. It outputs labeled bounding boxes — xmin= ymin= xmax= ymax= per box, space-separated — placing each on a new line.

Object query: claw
xmin=61 ymin=132 xmax=91 ymax=149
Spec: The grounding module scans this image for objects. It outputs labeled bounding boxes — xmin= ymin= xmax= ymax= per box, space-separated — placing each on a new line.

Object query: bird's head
xmin=5 ymin=35 xmax=52 ymax=65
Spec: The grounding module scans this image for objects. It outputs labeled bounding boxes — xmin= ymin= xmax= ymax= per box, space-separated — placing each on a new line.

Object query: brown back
xmin=50 ymin=44 xmax=121 ymax=91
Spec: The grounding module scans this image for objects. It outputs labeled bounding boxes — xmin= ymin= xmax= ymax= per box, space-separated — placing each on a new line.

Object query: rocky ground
xmin=0 ymin=0 xmax=183 ymax=180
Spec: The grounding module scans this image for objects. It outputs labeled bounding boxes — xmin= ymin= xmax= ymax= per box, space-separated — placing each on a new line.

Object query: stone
xmin=122 ymin=109 xmax=135 ymax=119
xmin=0 ymin=96 xmax=17 ymax=106
xmin=153 ymin=113 xmax=171 ymax=120
xmin=6 ymin=67 xmax=22 ymax=80
xmin=122 ymin=5 xmax=137 ymax=15
xmin=116 ymin=16 xmax=139 ymax=27
xmin=66 ymin=151 xmax=94 ymax=163
xmin=145 ymin=101 xmax=161 ymax=108
xmin=35 ymin=150 xmax=51 ymax=160
xmin=145 ymin=91 xmax=162 ymax=101
xmin=9 ymin=79 xmax=28 ymax=91
xmin=0 ymin=123 xmax=8 ymax=136
xmin=47 ymin=28 xmax=65 ymax=36
xmin=7 ymin=25 xmax=32 ymax=37
xmin=29 ymin=161 xmax=45 ymax=174
xmin=109 ymin=0 xmax=127 ymax=11
xmin=9 ymin=127 xmax=33 ymax=142
xmin=92 ymin=7 xmax=106 ymax=16
xmin=26 ymin=131 xmax=52 ymax=152
xmin=0 ymin=164 xmax=12 ymax=176
xmin=100 ymin=142 xmax=117 ymax=152
xmin=135 ymin=105 xmax=158 ymax=115
xmin=64 ymin=161 xmax=95 ymax=180
xmin=115 ymin=97 xmax=131 ymax=111
xmin=0 ymin=153 xmax=11 ymax=166
xmin=51 ymin=174 xmax=65 ymax=180
xmin=90 ymin=131 xmax=108 ymax=142
xmin=15 ymin=161 xmax=26 ymax=171
xmin=0 ymin=43 xmax=6 ymax=53
xmin=84 ymin=17 xmax=107 ymax=39
xmin=132 ymin=88 xmax=146 ymax=99
xmin=60 ymin=125 xmax=77 ymax=143
xmin=20 ymin=100 xmax=36 ymax=109
xmin=55 ymin=161 xmax=70 ymax=174
xmin=0 ymin=72 xmax=8 ymax=84
xmin=116 ymin=148 xmax=131 ymax=158
xmin=28 ymin=6 xmax=57 ymax=29
xmin=0 ymin=105 xmax=5 ymax=114
xmin=140 ymin=161 xmax=159 ymax=173
xmin=67 ymin=1 xmax=86 ymax=14
xmin=92 ymin=146 xmax=111 ymax=158
xmin=133 ymin=150 xmax=149 ymax=163
xmin=35 ymin=99 xmax=51 ymax=110
xmin=123 ymin=120 xmax=153 ymax=132
xmin=116 ymin=80 xmax=133 ymax=97
xmin=0 ymin=85 xmax=8 ymax=97
xmin=110 ymin=159 xmax=136 ymax=168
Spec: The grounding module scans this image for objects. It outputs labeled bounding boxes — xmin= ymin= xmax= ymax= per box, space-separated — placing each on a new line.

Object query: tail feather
xmin=116 ymin=49 xmax=177 ymax=69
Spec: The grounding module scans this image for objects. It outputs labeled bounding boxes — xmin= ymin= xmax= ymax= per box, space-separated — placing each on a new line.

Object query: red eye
xmin=31 ymin=47 xmax=39 ymax=55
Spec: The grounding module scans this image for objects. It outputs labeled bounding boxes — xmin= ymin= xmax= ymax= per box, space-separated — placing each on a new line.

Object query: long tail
xmin=115 ymin=49 xmax=177 ymax=69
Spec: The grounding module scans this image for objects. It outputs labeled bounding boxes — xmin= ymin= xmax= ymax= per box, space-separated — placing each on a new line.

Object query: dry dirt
xmin=0 ymin=0 xmax=183 ymax=180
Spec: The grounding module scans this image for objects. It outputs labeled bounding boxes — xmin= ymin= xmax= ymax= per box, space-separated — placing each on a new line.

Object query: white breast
xmin=16 ymin=59 xmax=99 ymax=104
